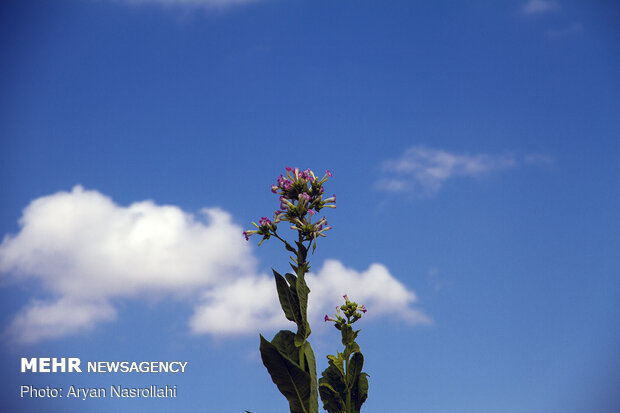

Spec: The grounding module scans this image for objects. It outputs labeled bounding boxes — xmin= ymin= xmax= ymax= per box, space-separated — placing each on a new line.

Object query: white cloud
xmin=0 ymin=186 xmax=254 ymax=297
xmin=6 ymin=299 xmax=116 ymax=344
xmin=0 ymin=186 xmax=425 ymax=343
xmin=521 ymin=0 xmax=560 ymax=15
xmin=377 ymin=146 xmax=518 ymax=196
xmin=190 ymin=260 xmax=429 ymax=335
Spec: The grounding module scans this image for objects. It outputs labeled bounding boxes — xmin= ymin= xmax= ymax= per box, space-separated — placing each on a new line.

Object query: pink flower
xmin=323 ymin=195 xmax=336 ymax=205
xmin=259 ymin=217 xmax=272 ymax=227
xmin=243 ymin=229 xmax=258 ymax=240
xmin=277 ymin=175 xmax=292 ymax=190
xmin=301 ymin=169 xmax=314 ymax=181
xmin=308 ymin=209 xmax=316 ymax=216
xmin=324 ymin=314 xmax=337 ymax=322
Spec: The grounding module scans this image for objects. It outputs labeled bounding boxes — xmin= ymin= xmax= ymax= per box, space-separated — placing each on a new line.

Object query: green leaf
xmin=295 ymin=271 xmax=311 ymax=344
xmin=318 ymin=382 xmax=345 ymax=413
xmin=319 ymin=362 xmax=345 ymax=395
xmin=259 ymin=335 xmax=311 ymax=413
xmin=285 ymin=273 xmax=298 ymax=292
xmin=344 ymin=342 xmax=360 ymax=359
xmin=304 ymin=341 xmax=319 ymax=413
xmin=271 ymin=330 xmax=299 ymax=362
xmin=285 ymin=243 xmax=297 ymax=254
xmin=295 ymin=323 xmax=310 ymax=347
xmin=326 ymin=353 xmax=345 ymax=378
xmin=295 ymin=241 xmax=308 ymax=262
xmin=273 ymin=269 xmax=301 ymax=325
xmin=347 ymin=352 xmax=364 ymax=389
xmin=351 ymin=373 xmax=369 ymax=412
xmin=341 ymin=324 xmax=356 ymax=346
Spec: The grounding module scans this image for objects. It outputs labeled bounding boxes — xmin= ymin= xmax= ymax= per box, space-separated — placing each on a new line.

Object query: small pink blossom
xmin=279 ymin=196 xmax=288 ymax=209
xmin=243 ymin=229 xmax=259 ymax=241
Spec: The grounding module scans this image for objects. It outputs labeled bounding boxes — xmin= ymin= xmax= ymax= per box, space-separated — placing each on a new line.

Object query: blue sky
xmin=1 ymin=0 xmax=619 ymax=412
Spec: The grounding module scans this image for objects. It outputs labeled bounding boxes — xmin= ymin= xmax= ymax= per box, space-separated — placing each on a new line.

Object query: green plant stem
xmin=299 ymin=341 xmax=305 ymax=369
xmin=272 ymin=231 xmax=294 ymax=252
xmin=297 ymin=231 xmax=306 ymax=370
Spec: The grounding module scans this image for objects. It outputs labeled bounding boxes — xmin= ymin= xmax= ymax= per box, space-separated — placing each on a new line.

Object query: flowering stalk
xmin=320 ymin=295 xmax=369 ymax=413
xmin=245 ymin=167 xmax=336 ymax=413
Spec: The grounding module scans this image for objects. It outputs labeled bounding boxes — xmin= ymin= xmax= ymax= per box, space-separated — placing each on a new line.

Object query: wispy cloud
xmin=0 ymin=186 xmax=427 ymax=344
xmin=426 ymin=267 xmax=451 ymax=292
xmin=524 ymin=153 xmax=555 ymax=166
xmin=521 ymin=0 xmax=560 ymax=15
xmin=546 ymin=22 xmax=583 ymax=39
xmin=376 ymin=146 xmax=519 ymax=196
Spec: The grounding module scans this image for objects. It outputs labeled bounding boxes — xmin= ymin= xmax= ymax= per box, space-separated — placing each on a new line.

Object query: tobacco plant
xmin=320 ymin=295 xmax=369 ymax=413
xmin=244 ymin=167 xmax=368 ymax=413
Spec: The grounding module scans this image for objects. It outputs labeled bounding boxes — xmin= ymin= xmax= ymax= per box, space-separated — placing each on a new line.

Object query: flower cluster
xmin=244 ymin=167 xmax=336 ymax=249
xmin=324 ymin=294 xmax=367 ymax=329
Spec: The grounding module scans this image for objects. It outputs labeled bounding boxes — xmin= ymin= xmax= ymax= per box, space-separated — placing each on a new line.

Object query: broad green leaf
xmin=318 ymin=382 xmax=345 ymax=413
xmin=347 ymin=352 xmax=364 ymax=389
xmin=319 ymin=362 xmax=345 ymax=394
xmin=352 ymin=372 xmax=369 ymax=412
xmin=271 ymin=330 xmax=299 ymax=362
xmin=273 ymin=269 xmax=301 ymax=325
xmin=260 ymin=335 xmax=311 ymax=413
xmin=327 ymin=353 xmax=345 ymax=377
xmin=304 ymin=341 xmax=319 ymax=413
xmin=295 ymin=322 xmax=311 ymax=347
xmin=296 ymin=272 xmax=309 ymax=321
xmin=344 ymin=341 xmax=360 ymax=359
xmin=341 ymin=325 xmax=355 ymax=346
xmin=295 ymin=271 xmax=310 ymax=344
xmin=285 ymin=273 xmax=298 ymax=292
